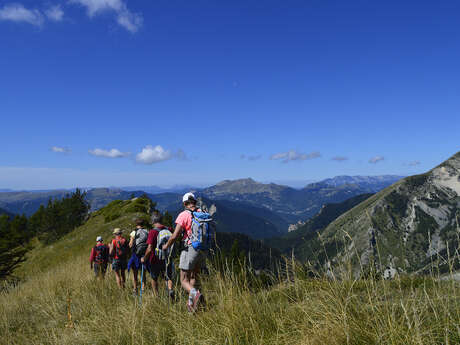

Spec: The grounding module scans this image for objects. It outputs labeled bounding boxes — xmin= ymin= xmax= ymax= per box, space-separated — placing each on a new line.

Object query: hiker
xmin=162 ymin=192 xmax=213 ymax=312
xmin=128 ymin=218 xmax=148 ymax=294
xmin=89 ymin=236 xmax=109 ymax=279
xmin=109 ymin=228 xmax=128 ymax=288
xmin=141 ymin=212 xmax=175 ymax=298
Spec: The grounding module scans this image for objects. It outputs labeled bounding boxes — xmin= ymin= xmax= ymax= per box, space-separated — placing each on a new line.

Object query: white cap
xmin=96 ymin=236 xmax=103 ymax=242
xmin=182 ymin=192 xmax=196 ymax=203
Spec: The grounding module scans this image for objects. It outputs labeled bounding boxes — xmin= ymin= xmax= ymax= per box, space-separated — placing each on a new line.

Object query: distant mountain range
xmin=119 ymin=184 xmax=200 ymax=194
xmin=0 ymin=175 xmax=403 ymax=238
xmin=201 ymin=176 xmax=402 ymax=223
xmin=266 ymin=193 xmax=374 ymax=259
xmin=0 ymin=207 xmax=14 ymax=218
xmin=319 ymin=175 xmax=405 ymax=192
xmin=297 ymin=151 xmax=460 ymax=276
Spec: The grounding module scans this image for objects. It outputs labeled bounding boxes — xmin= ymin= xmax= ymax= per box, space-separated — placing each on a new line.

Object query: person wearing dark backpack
xmin=109 ymin=228 xmax=128 ymax=288
xmin=162 ymin=192 xmax=214 ymax=312
xmin=90 ymin=236 xmax=109 ymax=279
xmin=128 ymin=218 xmax=148 ymax=295
xmin=141 ymin=212 xmax=175 ymax=298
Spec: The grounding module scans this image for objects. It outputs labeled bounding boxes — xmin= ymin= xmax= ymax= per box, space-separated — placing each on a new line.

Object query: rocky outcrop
xmin=316 ymin=152 xmax=460 ymax=276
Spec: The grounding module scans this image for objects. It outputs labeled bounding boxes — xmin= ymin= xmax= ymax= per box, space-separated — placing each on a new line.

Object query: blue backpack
xmin=188 ymin=211 xmax=215 ymax=251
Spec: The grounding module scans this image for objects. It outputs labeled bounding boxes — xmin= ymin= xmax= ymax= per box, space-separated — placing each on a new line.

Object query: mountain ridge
xmin=308 ymin=151 xmax=460 ymax=276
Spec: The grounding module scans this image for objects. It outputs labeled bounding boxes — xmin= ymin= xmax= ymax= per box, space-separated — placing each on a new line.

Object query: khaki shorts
xmin=179 ymin=246 xmax=207 ymax=271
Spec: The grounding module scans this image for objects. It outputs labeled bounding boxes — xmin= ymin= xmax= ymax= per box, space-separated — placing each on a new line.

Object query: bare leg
xmin=120 ymin=270 xmax=126 ymax=288
xmin=132 ymin=269 xmax=138 ymax=292
xmin=151 ymin=279 xmax=158 ymax=295
xmin=180 ymin=270 xmax=193 ymax=293
xmin=115 ymin=270 xmax=123 ymax=288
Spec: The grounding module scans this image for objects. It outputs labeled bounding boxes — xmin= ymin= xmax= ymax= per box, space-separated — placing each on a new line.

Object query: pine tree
xmin=162 ymin=211 xmax=174 ymax=228
xmin=0 ymin=215 xmax=29 ymax=280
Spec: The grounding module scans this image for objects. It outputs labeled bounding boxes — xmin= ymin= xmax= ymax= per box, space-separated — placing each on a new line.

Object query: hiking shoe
xmin=168 ymin=289 xmax=175 ymax=301
xmin=191 ymin=291 xmax=202 ymax=312
xmin=187 ymin=300 xmax=194 ymax=313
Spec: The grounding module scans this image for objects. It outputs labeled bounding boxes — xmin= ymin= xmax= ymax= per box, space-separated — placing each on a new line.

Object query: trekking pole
xmin=166 ymin=243 xmax=175 ymax=303
xmin=139 ymin=264 xmax=144 ymax=306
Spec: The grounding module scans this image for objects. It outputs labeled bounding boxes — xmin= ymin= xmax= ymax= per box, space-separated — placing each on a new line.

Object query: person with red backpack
xmin=90 ymin=236 xmax=109 ymax=279
xmin=109 ymin=228 xmax=128 ymax=288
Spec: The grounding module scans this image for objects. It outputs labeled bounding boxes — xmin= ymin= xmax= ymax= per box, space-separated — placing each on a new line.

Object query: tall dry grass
xmin=1 ymin=249 xmax=459 ymax=345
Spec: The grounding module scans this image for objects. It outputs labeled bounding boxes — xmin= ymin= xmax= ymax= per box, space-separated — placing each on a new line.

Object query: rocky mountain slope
xmin=309 ymin=151 xmax=460 ymax=276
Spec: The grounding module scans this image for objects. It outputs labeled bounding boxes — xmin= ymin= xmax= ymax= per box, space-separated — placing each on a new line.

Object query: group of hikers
xmin=89 ymin=192 xmax=212 ymax=312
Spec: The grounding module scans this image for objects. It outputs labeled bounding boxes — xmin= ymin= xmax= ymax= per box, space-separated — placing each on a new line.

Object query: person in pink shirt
xmin=162 ymin=192 xmax=205 ymax=312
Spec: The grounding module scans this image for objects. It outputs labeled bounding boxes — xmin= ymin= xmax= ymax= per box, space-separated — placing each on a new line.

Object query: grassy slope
xmin=1 ymin=198 xmax=460 ymax=344
xmin=2 ymin=259 xmax=460 ymax=344
xmin=16 ymin=199 xmax=145 ymax=278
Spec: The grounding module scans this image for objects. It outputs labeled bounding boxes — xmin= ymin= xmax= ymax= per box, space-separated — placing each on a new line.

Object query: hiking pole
xmin=139 ymin=264 xmax=144 ymax=306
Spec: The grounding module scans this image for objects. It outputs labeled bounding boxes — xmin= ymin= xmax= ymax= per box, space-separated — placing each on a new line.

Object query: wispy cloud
xmin=408 ymin=160 xmax=421 ymax=167
xmin=136 ymin=145 xmax=172 ymax=164
xmin=89 ymin=148 xmax=130 ymax=158
xmin=270 ymin=150 xmax=321 ymax=163
xmin=45 ymin=5 xmax=64 ymax=21
xmin=369 ymin=155 xmax=384 ymax=164
xmin=51 ymin=146 xmax=71 ymax=153
xmin=0 ymin=3 xmax=45 ymax=26
xmin=176 ymin=149 xmax=188 ymax=161
xmin=241 ymin=154 xmax=262 ymax=161
xmin=70 ymin=0 xmax=143 ymax=33
xmin=331 ymin=156 xmax=348 ymax=162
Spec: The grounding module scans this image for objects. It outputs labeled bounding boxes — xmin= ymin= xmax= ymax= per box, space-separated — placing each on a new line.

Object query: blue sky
xmin=0 ymin=0 xmax=459 ymax=189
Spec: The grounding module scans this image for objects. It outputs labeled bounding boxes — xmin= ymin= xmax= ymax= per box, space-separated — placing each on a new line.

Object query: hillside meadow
xmin=0 ymin=198 xmax=459 ymax=345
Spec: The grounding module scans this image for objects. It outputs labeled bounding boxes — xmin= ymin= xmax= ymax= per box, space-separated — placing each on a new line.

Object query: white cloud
xmin=0 ymin=3 xmax=44 ymax=26
xmin=408 ymin=160 xmax=421 ymax=167
xmin=136 ymin=145 xmax=172 ymax=164
xmin=369 ymin=155 xmax=384 ymax=164
xmin=116 ymin=8 xmax=142 ymax=33
xmin=51 ymin=146 xmax=71 ymax=153
xmin=332 ymin=156 xmax=348 ymax=162
xmin=241 ymin=154 xmax=262 ymax=161
xmin=70 ymin=0 xmax=143 ymax=33
xmin=89 ymin=148 xmax=130 ymax=158
xmin=270 ymin=150 xmax=321 ymax=163
xmin=45 ymin=5 xmax=64 ymax=21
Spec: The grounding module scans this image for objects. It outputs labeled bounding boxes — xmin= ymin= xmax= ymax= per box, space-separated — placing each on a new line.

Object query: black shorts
xmin=149 ymin=261 xmax=175 ymax=281
xmin=94 ymin=263 xmax=107 ymax=276
xmin=112 ymin=259 xmax=127 ymax=271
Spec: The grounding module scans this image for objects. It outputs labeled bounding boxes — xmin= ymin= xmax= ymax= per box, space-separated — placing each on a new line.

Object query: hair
xmin=151 ymin=211 xmax=162 ymax=224
xmin=184 ymin=196 xmax=197 ymax=207
xmin=135 ymin=218 xmax=145 ymax=227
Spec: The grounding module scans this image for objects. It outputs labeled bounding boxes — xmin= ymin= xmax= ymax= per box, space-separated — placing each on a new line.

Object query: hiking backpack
xmin=114 ymin=237 xmax=128 ymax=259
xmin=94 ymin=245 xmax=109 ymax=264
xmin=188 ymin=210 xmax=215 ymax=251
xmin=134 ymin=228 xmax=149 ymax=256
xmin=155 ymin=228 xmax=173 ymax=260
